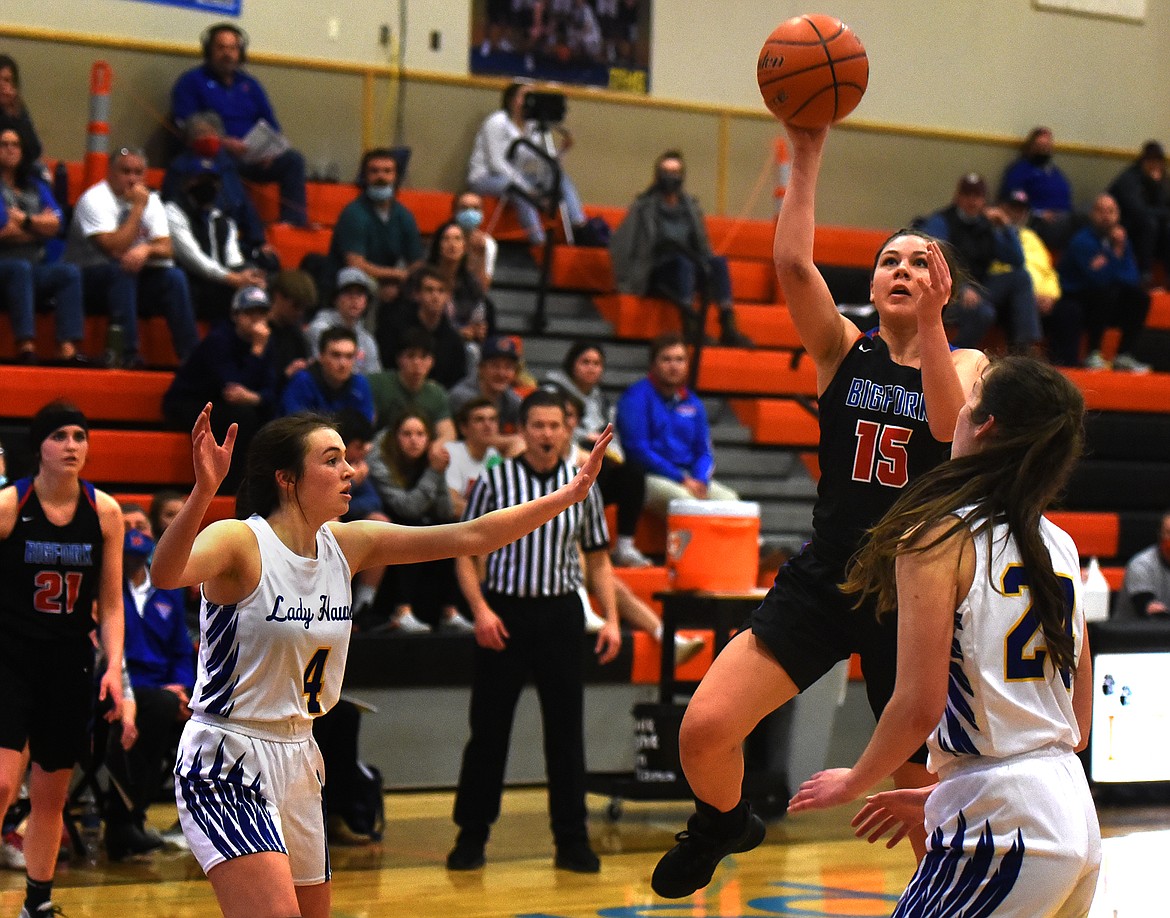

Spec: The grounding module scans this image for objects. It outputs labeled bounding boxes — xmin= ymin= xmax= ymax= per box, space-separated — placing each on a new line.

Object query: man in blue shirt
xmin=171 ymin=23 xmax=307 ymax=227
xmin=616 ymin=331 xmax=738 ymax=517
xmin=281 ymin=325 xmax=376 ymax=421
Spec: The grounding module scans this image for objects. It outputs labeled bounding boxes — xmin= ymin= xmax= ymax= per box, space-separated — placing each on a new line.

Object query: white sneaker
xmin=1 ymin=831 xmax=26 ymax=870
xmin=160 ymin=821 xmax=190 ymax=851
xmin=673 ymin=634 xmax=706 ymax=666
xmin=440 ymin=613 xmax=476 ymax=634
xmin=392 ymin=610 xmax=431 ymax=634
xmin=611 ymin=541 xmax=652 ymax=568
xmin=1113 ymin=352 xmax=1152 ymax=374
xmin=1083 ymin=350 xmax=1111 ymax=371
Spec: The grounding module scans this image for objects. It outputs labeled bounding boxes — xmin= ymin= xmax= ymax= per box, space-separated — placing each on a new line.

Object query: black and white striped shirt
xmin=464 ymin=456 xmax=609 ymax=598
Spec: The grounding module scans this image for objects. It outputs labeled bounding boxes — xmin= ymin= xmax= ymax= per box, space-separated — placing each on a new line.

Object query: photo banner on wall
xmin=470 ymin=0 xmax=651 ymax=94
xmin=124 ymin=0 xmax=242 ymax=14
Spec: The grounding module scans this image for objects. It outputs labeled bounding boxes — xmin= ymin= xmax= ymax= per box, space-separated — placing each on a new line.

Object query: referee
xmin=447 ymin=388 xmax=620 ymax=874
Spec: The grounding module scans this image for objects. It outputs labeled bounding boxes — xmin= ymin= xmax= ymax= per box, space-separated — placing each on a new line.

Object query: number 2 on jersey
xmin=1002 ymin=564 xmax=1076 ymax=688
xmin=852 ymin=420 xmax=912 ymax=487
xmin=303 ymin=647 xmax=331 ymax=715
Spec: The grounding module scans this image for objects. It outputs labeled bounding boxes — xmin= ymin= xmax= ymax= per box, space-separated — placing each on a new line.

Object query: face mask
xmin=1028 ymin=152 xmax=1051 ymax=167
xmin=367 ymin=184 xmax=394 ymax=203
xmin=656 ymin=173 xmax=683 ymax=194
xmin=456 ymin=208 xmax=483 ymax=231
xmin=189 ymin=181 xmax=219 ymax=206
xmin=192 ymin=135 xmax=221 ymax=158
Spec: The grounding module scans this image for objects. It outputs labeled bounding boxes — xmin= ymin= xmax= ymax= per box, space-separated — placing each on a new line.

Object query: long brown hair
xmin=236 ymin=413 xmax=337 ymax=519
xmin=843 ymin=356 xmax=1085 ymax=674
xmin=380 ymin=411 xmax=433 ymax=488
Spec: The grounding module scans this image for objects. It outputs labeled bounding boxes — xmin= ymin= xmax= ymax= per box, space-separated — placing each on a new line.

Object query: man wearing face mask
xmin=998 ymin=126 xmax=1074 ymax=249
xmin=327 ymin=148 xmax=422 ymax=305
xmin=610 ymin=150 xmax=751 ymax=347
xmin=163 ymin=157 xmax=266 ymax=322
xmin=452 ymin=189 xmax=498 ymax=291
xmin=163 ymin=110 xmax=273 ymax=272
xmin=1123 ymin=510 xmax=1170 ymax=619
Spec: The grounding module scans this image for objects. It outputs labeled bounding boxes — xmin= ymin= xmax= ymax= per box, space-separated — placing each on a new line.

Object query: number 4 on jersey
xmin=303 ymin=647 xmax=331 ymax=715
xmin=852 ymin=420 xmax=912 ymax=487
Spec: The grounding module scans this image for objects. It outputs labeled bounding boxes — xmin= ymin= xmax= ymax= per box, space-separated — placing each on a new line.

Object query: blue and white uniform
xmin=895 ymin=513 xmax=1100 ymax=918
xmin=175 ymin=515 xmax=353 ymax=884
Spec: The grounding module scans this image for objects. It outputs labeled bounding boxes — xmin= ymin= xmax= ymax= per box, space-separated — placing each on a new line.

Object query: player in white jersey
xmin=152 ymin=405 xmax=612 ymax=918
xmin=789 ymin=356 xmax=1099 ymax=917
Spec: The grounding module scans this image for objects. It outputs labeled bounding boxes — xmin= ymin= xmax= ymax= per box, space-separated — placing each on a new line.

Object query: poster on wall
xmin=124 ymin=0 xmax=242 ymax=15
xmin=470 ymin=0 xmax=652 ymax=94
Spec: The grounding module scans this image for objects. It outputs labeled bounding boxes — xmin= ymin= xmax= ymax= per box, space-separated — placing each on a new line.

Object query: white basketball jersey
xmin=927 ymin=513 xmax=1085 ymax=772
xmin=190 ymin=516 xmax=353 ymax=725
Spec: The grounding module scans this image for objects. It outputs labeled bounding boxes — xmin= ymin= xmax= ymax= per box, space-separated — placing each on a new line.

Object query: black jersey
xmin=810 ymin=334 xmax=951 ymax=566
xmin=0 ymin=478 xmax=103 ymax=643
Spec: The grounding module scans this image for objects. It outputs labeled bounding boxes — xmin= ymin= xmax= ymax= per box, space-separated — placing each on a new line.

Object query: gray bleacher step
xmin=759 ymin=502 xmax=816 ymax=537
xmin=722 ymin=476 xmax=818 ymax=500
xmin=520 ymin=337 xmax=646 ymax=368
xmin=712 ymin=444 xmax=806 ymax=477
xmin=493 ymin=288 xmax=601 ymax=319
xmin=497 ymin=313 xmax=613 ymax=339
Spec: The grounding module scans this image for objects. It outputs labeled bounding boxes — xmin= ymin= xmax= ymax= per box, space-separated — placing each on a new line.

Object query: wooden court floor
xmin=0 ymin=786 xmax=1164 ymax=917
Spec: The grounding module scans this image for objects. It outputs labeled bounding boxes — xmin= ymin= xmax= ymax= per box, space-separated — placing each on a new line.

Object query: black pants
xmin=105 ymin=686 xmax=181 ymax=824
xmin=452 ymin=591 xmax=587 ymax=847
xmin=596 ymin=455 xmax=644 ymax=538
xmin=1047 ymin=284 xmax=1150 ymax=363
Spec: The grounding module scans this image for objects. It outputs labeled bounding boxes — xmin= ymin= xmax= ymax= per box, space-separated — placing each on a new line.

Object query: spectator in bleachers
xmin=449 ymin=335 xmax=526 ymax=458
xmin=453 ymin=189 xmax=498 ymax=290
xmin=0 ymin=55 xmax=41 ymax=166
xmin=544 ymin=340 xmax=649 ymax=567
xmin=327 ymin=148 xmax=422 ymax=305
xmin=120 ymin=500 xmax=152 ymax=537
xmin=1108 ymin=140 xmax=1170 ymax=282
xmin=163 ymin=156 xmax=266 ymax=323
xmin=427 ymin=219 xmax=495 ymax=340
xmin=265 ymin=268 xmax=315 ymax=393
xmin=65 ymin=146 xmax=198 ymax=368
xmin=162 ymin=110 xmax=275 ymax=272
xmin=105 ymin=526 xmax=194 ymax=862
xmin=0 ymin=126 xmax=87 ymax=364
xmin=998 ymin=126 xmax=1075 ymax=249
xmin=1122 ymin=509 xmax=1170 ymax=618
xmin=919 ymin=172 xmax=1040 ymax=351
xmin=616 ymin=331 xmax=738 ymax=518
xmin=149 ymin=489 xmax=186 ymax=545
xmin=610 ymin=150 xmax=752 ymax=347
xmin=366 ymin=326 xmax=456 ymax=443
xmin=280 ymin=325 xmax=375 ymax=421
xmin=1055 ymin=192 xmax=1151 ymax=372
xmin=163 ymin=285 xmax=276 ymax=493
xmin=306 ymin=267 xmax=382 ymax=375
xmin=445 ymin=396 xmax=503 ymax=520
xmin=377 ymin=265 xmax=467 ymax=389
xmin=367 ymin=411 xmax=473 ymax=634
xmin=172 ymin=23 xmax=308 ymax=227
xmin=467 ymin=81 xmax=588 ymax=246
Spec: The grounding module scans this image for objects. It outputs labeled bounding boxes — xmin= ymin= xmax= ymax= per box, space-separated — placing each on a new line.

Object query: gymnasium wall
xmin=1 ymin=1 xmax=1166 ymax=229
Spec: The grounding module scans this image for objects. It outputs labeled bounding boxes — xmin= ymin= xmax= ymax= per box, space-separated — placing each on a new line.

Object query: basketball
xmin=756 ymin=14 xmax=869 ymax=128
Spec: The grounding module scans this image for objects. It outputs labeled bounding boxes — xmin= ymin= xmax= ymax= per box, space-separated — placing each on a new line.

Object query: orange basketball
xmin=757 ymin=14 xmax=869 ymax=128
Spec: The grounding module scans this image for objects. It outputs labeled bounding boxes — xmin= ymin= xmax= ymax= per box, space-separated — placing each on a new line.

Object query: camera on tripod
xmin=523 ymin=90 xmax=566 ymax=125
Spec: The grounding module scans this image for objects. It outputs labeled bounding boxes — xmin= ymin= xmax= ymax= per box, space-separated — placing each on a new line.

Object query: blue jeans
xmin=239 ymin=149 xmax=308 ymax=227
xmin=0 ymin=258 xmax=85 ymax=343
xmin=648 ymin=253 xmax=733 ymax=310
xmin=944 ymin=285 xmax=997 ymax=349
xmin=470 ymin=171 xmax=586 ymax=245
xmin=81 ymin=262 xmax=198 ymax=361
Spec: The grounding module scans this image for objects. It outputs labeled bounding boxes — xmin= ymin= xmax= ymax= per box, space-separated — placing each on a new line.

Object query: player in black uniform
xmin=0 ymin=402 xmax=125 ymax=918
xmin=651 ymin=124 xmax=988 ymax=899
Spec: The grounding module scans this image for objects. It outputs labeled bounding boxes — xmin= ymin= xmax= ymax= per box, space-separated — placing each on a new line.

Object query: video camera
xmin=523 ymin=90 xmax=567 ymax=125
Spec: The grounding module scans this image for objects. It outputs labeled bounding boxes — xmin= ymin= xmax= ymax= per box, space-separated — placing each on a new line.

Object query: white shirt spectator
xmin=66 ymin=180 xmax=172 ymax=268
xmin=164 ymin=202 xmax=244 ymax=283
xmin=445 ymin=440 xmax=502 ymax=506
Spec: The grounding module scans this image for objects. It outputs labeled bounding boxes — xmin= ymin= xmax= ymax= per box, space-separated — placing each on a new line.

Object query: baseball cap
xmin=481 ymin=335 xmax=519 ymax=362
xmin=232 ymin=285 xmax=270 ymax=313
xmin=124 ymin=528 xmax=154 ymax=557
xmin=1141 ymin=140 xmax=1166 ymax=162
xmin=1005 ymin=189 xmax=1030 ymax=207
xmin=956 ymin=173 xmax=987 ymax=196
xmin=336 ymin=266 xmax=376 ymax=295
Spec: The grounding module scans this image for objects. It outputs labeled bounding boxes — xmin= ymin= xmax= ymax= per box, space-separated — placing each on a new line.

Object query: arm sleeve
xmin=165 ymin=203 xmax=231 ymax=280
xmin=690 ymin=398 xmax=716 ymax=483
xmin=919 ymin=212 xmax=949 ymax=241
xmin=250 ymin=77 xmax=281 ymax=133
xmin=279 ymin=373 xmax=315 ymax=416
xmin=34 ymin=179 xmax=63 ymax=220
xmin=353 ymin=376 xmax=376 ymax=423
xmin=616 ymin=385 xmax=684 ymax=481
xmin=578 ymin=487 xmax=610 ymax=552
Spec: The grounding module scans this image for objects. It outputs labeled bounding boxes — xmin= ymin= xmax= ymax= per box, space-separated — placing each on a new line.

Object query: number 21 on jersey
xmin=852 ymin=420 xmax=912 ymax=487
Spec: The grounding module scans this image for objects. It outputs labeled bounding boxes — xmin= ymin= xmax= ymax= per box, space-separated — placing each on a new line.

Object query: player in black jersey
xmin=652 ymin=124 xmax=989 ymax=899
xmin=0 ymin=402 xmax=125 ymax=918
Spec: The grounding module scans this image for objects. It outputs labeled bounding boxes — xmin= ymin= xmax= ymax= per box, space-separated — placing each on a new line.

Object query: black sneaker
xmin=651 ymin=806 xmax=766 ymax=898
xmin=445 ymin=841 xmax=485 ymax=871
xmin=555 ymin=840 xmax=600 ymax=873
